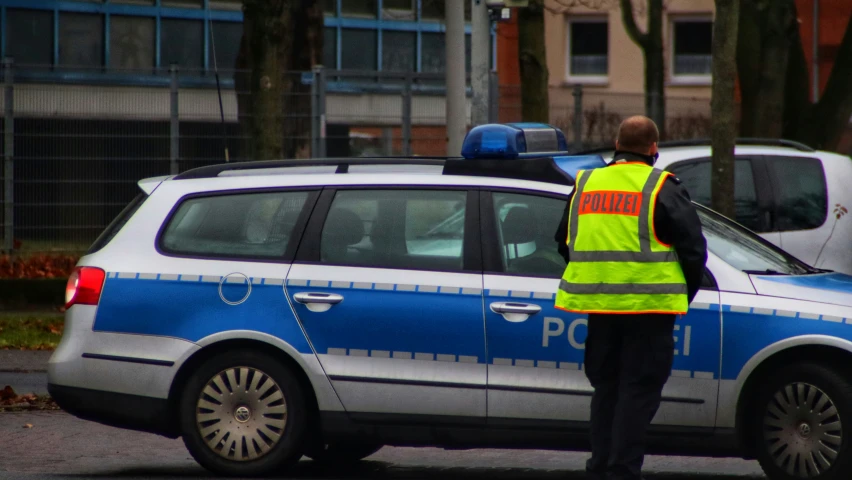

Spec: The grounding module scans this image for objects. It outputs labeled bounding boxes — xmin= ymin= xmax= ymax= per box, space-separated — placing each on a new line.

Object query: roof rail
xmin=572 ymin=137 xmax=816 ymax=155
xmin=657 ymin=137 xmax=816 ymax=152
xmin=173 ymin=157 xmax=450 ymax=180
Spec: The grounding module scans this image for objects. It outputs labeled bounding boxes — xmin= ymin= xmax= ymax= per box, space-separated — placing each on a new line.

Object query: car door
xmin=666 ymin=157 xmax=781 ymax=246
xmin=481 ymin=188 xmax=722 ymax=427
xmin=285 ymin=187 xmax=487 ymax=420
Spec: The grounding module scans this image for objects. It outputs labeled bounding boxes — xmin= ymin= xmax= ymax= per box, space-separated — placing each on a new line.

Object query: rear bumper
xmin=47 ymin=383 xmax=179 ymax=438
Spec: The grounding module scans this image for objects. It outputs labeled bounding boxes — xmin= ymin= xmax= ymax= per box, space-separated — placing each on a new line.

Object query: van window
xmin=769 ymin=156 xmax=827 ymax=231
xmin=160 ymin=191 xmax=310 ymax=259
xmin=668 ymin=159 xmax=762 ymax=232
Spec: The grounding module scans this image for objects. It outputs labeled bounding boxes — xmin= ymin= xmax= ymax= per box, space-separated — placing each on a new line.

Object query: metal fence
xmin=0 ymin=60 xmax=711 ymax=255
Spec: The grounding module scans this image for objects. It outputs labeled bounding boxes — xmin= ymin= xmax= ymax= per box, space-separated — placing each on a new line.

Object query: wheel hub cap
xmin=234 ymin=406 xmax=251 ymax=423
xmin=195 ymin=366 xmax=288 ymax=462
xmin=763 ymin=382 xmax=842 ymax=478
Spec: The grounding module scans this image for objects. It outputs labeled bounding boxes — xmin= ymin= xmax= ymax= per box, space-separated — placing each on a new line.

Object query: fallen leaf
xmin=23 ymin=423 xmax=32 ymax=429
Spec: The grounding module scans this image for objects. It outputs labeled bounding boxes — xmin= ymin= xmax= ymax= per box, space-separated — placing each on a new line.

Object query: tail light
xmin=65 ymin=267 xmax=106 ymax=309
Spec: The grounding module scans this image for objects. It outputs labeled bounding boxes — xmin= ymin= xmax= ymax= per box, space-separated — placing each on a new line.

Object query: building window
xmin=566 ymin=18 xmax=608 ymax=82
xmin=341 ymin=29 xmax=377 ymax=70
xmin=110 ymin=16 xmax=155 ymax=70
xmin=382 ymin=0 xmax=414 ymax=20
xmin=161 ymin=19 xmax=204 ymax=70
xmin=671 ymin=18 xmax=713 ymax=82
xmin=421 ymin=0 xmax=471 ymax=21
xmin=59 ymin=13 xmax=104 ymax=68
xmin=324 ymin=0 xmax=336 ymax=15
xmin=341 ymin=0 xmax=377 ymax=17
xmin=6 ymin=9 xmax=53 ymax=67
xmin=382 ymin=31 xmax=416 ymax=72
xmin=209 ymin=21 xmax=243 ymax=71
xmin=324 ymin=27 xmax=337 ymax=69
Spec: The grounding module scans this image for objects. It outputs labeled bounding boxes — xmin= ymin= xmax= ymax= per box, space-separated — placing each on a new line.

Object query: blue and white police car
xmin=49 ymin=124 xmax=852 ymax=479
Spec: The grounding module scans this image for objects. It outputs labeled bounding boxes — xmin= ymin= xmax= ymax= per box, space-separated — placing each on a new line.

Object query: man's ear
xmin=649 ymin=142 xmax=658 ymax=156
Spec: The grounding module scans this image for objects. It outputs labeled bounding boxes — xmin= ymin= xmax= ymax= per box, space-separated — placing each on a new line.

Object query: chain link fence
xmin=1 ymin=61 xmax=711 ymax=255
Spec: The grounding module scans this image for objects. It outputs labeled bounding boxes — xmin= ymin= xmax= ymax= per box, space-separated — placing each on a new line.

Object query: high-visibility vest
xmin=554 ymin=162 xmax=688 ymax=315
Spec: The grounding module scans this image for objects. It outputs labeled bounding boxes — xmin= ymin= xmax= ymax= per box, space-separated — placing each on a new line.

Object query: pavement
xmin=0 ymin=411 xmax=767 ymax=479
xmin=0 ymin=350 xmax=50 ymax=396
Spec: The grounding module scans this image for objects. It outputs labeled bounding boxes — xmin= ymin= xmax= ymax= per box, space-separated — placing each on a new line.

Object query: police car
xmin=48 ymin=124 xmax=852 ymax=480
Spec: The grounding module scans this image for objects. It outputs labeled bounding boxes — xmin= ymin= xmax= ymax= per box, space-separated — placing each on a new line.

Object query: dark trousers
xmin=583 ymin=313 xmax=676 ymax=480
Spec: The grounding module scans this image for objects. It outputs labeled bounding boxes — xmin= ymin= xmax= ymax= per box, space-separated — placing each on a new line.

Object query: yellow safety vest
xmin=554 ymin=162 xmax=688 ymax=314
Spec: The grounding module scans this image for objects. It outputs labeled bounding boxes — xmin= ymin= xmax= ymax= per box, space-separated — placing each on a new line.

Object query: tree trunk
xmin=645 ymin=0 xmax=666 ymax=139
xmin=795 ymin=16 xmax=852 ymax=151
xmin=619 ymin=0 xmax=665 ymax=137
xmin=518 ymin=0 xmax=550 ymax=123
xmin=236 ymin=0 xmax=322 ymax=161
xmin=737 ymin=0 xmax=804 ymax=138
xmin=711 ymin=0 xmax=739 ymax=219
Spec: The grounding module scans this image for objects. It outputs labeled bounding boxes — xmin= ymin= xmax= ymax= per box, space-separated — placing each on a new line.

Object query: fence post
xmin=311 ymin=65 xmax=326 ymax=158
xmin=572 ymin=84 xmax=583 ymax=152
xmin=401 ymin=72 xmax=412 ymax=156
xmin=169 ymin=65 xmax=179 ymax=175
xmin=310 ymin=68 xmax=319 ymax=158
xmin=3 ymin=58 xmax=13 ymax=253
xmin=488 ymin=70 xmax=499 ymax=123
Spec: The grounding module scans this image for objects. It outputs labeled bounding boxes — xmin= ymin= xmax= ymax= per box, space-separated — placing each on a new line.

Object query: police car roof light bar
xmin=460 ymin=123 xmax=570 ymax=160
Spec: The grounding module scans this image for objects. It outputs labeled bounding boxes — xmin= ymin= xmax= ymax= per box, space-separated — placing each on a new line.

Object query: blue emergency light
xmin=461 ymin=123 xmax=570 ymax=159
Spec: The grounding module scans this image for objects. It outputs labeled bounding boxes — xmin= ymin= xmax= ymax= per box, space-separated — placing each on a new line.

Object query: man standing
xmin=554 ymin=116 xmax=707 ymax=480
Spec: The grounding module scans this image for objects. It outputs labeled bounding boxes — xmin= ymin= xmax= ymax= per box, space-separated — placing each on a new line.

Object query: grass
xmin=0 ymin=312 xmax=65 ymax=350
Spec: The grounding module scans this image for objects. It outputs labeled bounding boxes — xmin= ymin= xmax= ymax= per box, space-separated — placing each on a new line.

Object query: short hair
xmin=616 ymin=115 xmax=659 ymax=153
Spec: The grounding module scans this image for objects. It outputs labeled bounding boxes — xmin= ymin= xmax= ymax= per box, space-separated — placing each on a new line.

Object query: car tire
xmin=751 ymin=362 xmax=852 ymax=480
xmin=304 ymin=441 xmax=383 ymax=464
xmin=179 ymin=350 xmax=309 ymax=477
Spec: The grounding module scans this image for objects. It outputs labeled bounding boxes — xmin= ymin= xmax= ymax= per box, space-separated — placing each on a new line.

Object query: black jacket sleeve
xmin=554 ymin=192 xmax=573 ymax=264
xmin=653 ymin=176 xmax=708 ymax=304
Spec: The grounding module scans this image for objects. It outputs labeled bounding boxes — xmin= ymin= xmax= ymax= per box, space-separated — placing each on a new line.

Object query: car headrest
xmin=501 ymin=206 xmax=537 ymax=245
xmin=322 ymin=208 xmax=365 ymax=248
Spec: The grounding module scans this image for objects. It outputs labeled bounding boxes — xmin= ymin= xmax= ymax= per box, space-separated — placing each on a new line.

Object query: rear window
xmin=159 ymin=190 xmax=311 ymax=259
xmin=88 ymin=193 xmax=148 ymax=254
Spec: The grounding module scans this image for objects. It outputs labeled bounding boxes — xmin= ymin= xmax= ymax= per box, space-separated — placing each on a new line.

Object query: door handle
xmin=490 ymin=302 xmax=541 ymax=323
xmin=293 ymin=292 xmax=344 ymax=313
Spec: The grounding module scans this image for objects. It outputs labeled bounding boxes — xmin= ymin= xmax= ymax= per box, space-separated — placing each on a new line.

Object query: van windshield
xmin=696 ymin=205 xmax=817 ymax=275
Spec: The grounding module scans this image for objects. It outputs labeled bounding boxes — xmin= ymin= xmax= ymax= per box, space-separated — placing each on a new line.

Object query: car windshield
xmin=696 ymin=205 xmax=816 ymax=275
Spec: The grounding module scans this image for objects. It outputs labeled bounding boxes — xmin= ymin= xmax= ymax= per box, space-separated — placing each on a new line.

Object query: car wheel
xmin=752 ymin=362 xmax=852 ymax=480
xmin=305 ymin=441 xmax=383 ymax=464
xmin=179 ymin=350 xmax=308 ymax=477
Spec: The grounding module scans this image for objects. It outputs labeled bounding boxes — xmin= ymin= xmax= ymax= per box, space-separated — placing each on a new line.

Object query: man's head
xmin=615 ymin=115 xmax=659 ymax=158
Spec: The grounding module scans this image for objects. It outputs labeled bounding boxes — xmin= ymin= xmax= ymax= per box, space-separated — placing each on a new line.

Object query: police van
xmin=49 ymin=124 xmax=852 ymax=480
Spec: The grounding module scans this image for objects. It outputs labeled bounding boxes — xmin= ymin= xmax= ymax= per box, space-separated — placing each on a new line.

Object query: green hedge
xmin=0 ymin=278 xmax=67 ymax=309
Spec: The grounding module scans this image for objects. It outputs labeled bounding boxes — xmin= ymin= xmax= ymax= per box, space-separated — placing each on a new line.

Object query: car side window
xmin=160 ymin=191 xmax=311 ymax=258
xmin=768 ymin=156 xmax=827 ymax=231
xmin=669 ymin=159 xmax=763 ymax=232
xmin=320 ymin=189 xmax=467 ymax=271
xmin=491 ymin=192 xmax=567 ymax=278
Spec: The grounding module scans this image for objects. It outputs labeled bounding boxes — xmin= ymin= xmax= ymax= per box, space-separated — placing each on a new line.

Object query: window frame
xmin=480 ymin=188 xmax=569 ymax=279
xmin=155 ymin=187 xmax=320 ymax=263
xmin=564 ymin=15 xmax=609 ymax=85
xmin=668 ymin=14 xmax=713 ymax=86
xmin=295 ymin=186 xmax=482 ymax=273
xmin=665 ymin=156 xmax=776 ymax=233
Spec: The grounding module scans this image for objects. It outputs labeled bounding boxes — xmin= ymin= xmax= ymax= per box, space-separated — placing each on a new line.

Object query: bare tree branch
xmin=620 ymin=0 xmax=648 ymax=47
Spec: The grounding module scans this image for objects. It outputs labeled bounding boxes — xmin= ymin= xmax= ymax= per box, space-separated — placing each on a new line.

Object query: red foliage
xmin=0 ymin=255 xmax=80 ymax=279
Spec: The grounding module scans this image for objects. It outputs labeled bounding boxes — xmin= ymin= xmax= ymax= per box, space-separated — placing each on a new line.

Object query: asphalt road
xmin=0 ymin=411 xmax=768 ymax=480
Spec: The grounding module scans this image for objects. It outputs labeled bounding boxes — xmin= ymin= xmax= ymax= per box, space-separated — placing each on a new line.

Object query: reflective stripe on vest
xmin=555 ymin=163 xmax=688 ymax=315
